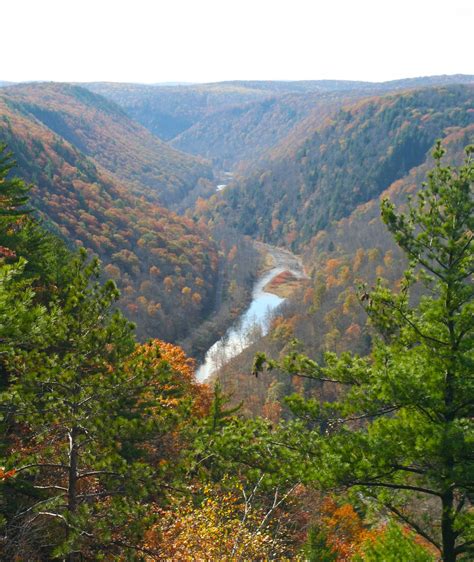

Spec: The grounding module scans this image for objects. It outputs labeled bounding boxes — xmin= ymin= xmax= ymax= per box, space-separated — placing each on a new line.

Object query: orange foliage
xmin=262 ymin=401 xmax=282 ymax=423
xmin=163 ymin=276 xmax=174 ymax=292
xmin=227 ymin=244 xmax=238 ymax=262
xmin=0 ymin=467 xmax=16 ymax=480
xmin=191 ymin=292 xmax=202 ymax=305
xmin=325 ymin=258 xmax=342 ymax=276
xmin=326 ymin=275 xmax=339 ymax=290
xmin=320 ymin=497 xmax=382 ymax=561
xmin=345 ymin=323 xmax=361 ymax=339
xmin=0 ymin=91 xmax=219 ymax=344
xmin=137 ymin=340 xmax=211 ymax=416
xmin=303 ymin=287 xmax=315 ymax=305
xmin=375 ymin=265 xmax=385 ymax=277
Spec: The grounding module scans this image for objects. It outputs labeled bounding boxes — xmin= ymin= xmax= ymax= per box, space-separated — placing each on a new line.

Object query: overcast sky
xmin=3 ymin=0 xmax=473 ymax=84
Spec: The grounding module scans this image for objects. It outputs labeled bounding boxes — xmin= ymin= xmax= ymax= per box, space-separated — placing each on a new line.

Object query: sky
xmin=3 ymin=0 xmax=473 ymax=84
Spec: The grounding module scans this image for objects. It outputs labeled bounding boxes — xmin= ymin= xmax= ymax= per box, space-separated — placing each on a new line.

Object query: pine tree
xmin=254 ymin=142 xmax=474 ymax=561
xmin=0 ymin=143 xmax=29 ymax=218
xmin=1 ymin=247 xmax=209 ymax=559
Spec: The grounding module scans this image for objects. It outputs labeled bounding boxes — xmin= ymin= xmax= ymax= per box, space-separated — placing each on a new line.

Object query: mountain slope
xmin=0 ymin=93 xmax=219 ymax=342
xmin=215 ymin=124 xmax=474 ymax=415
xmin=216 ymin=75 xmax=474 ymax=93
xmin=208 ymin=85 xmax=474 ymax=248
xmin=84 ymin=82 xmax=272 ymax=140
xmin=84 ymin=76 xmax=474 ymax=171
xmin=1 ymin=83 xmax=213 ymax=207
xmin=171 ymin=91 xmax=367 ymax=168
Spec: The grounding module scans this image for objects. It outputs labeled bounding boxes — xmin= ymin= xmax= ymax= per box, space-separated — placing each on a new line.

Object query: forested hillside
xmin=0 ymin=74 xmax=472 ymax=560
xmin=206 ymin=85 xmax=474 ymax=247
xmin=0 ymin=94 xmax=219 ymax=342
xmin=223 ymin=75 xmax=474 ymax=93
xmin=1 ymin=83 xmax=213 ymax=207
xmin=171 ymin=77 xmax=474 ymax=169
xmin=83 ymin=76 xmax=474 ymax=171
xmin=1 ymin=125 xmax=472 ymax=560
xmin=84 ymin=81 xmax=272 ymax=140
xmin=171 ymin=91 xmax=364 ymax=168
xmin=214 ymin=124 xmax=473 ymax=414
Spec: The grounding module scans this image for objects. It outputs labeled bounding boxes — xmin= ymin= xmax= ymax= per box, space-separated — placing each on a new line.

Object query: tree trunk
xmin=67 ymin=427 xmax=79 ymax=562
xmin=441 ymin=490 xmax=456 ymax=562
xmin=442 ymin=277 xmax=457 ymax=562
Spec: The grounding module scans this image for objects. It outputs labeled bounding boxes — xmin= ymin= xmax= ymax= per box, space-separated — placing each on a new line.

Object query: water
xmin=215 ymin=171 xmax=233 ymax=192
xmin=195 ymin=246 xmax=305 ymax=382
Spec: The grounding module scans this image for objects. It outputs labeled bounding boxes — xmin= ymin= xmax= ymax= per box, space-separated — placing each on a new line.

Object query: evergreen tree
xmin=254 ymin=142 xmax=474 ymax=561
xmin=0 ymin=143 xmax=69 ymax=289
xmin=0 ymin=248 xmax=207 ymax=559
xmin=0 ymin=144 xmax=29 ymax=218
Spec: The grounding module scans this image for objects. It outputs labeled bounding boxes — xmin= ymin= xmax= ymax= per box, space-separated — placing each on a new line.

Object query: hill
xmin=206 ymin=85 xmax=474 ymax=247
xmin=83 ymin=81 xmax=272 ymax=140
xmin=84 ymin=76 xmax=474 ymax=171
xmin=218 ymin=75 xmax=474 ymax=92
xmin=0 ymin=90 xmax=219 ymax=343
xmin=214 ymin=124 xmax=474 ymax=415
xmin=171 ymin=91 xmax=367 ymax=168
xmin=1 ymin=83 xmax=213 ymax=207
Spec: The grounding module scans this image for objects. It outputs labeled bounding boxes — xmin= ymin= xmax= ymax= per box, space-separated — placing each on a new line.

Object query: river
xmin=215 ymin=170 xmax=233 ymax=192
xmin=195 ymin=244 xmax=306 ymax=382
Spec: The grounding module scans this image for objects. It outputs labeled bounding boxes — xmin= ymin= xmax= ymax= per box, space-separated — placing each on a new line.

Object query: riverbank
xmin=256 ymin=241 xmax=308 ymax=297
xmin=195 ymin=241 xmax=306 ymax=382
xmin=263 ymin=270 xmax=304 ymax=298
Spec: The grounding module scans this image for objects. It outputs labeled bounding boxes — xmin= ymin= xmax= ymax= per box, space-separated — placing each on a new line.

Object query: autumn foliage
xmin=0 ymin=86 xmax=219 ymax=343
xmin=144 ymin=485 xmax=289 ymax=561
xmin=317 ymin=497 xmax=382 ymax=560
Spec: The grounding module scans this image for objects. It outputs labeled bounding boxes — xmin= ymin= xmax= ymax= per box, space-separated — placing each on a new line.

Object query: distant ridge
xmin=83 ymin=74 xmax=474 ymax=152
xmin=208 ymin=84 xmax=474 ymax=246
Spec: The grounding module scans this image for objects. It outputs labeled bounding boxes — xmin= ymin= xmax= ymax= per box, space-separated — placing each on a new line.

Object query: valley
xmin=0 ymin=72 xmax=473 ymax=560
xmin=0 ymin=75 xmax=472 ymax=391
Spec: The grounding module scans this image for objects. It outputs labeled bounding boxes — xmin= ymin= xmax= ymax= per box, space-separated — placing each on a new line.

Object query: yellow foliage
xmin=144 ymin=487 xmax=287 ymax=561
xmin=352 ymin=248 xmax=365 ymax=273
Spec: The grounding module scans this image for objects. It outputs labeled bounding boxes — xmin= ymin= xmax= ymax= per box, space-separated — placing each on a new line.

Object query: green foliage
xmin=0 ymin=143 xmax=29 ymax=217
xmin=252 ymin=143 xmax=474 ymax=561
xmin=1 ymin=251 xmax=149 ymax=556
xmin=0 ymin=259 xmax=53 ymax=354
xmin=301 ymin=524 xmax=337 ymax=562
xmin=355 ymin=523 xmax=435 ymax=561
xmin=0 ymin=153 xmax=209 ymax=558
